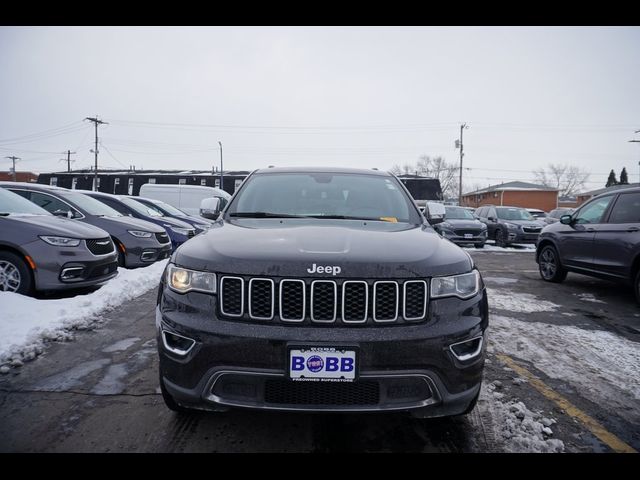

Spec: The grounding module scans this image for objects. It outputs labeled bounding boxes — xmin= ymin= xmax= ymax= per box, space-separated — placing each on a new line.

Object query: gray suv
xmin=0 ymin=182 xmax=172 ymax=268
xmin=0 ymin=188 xmax=118 ymax=295
xmin=475 ymin=205 xmax=545 ymax=247
xmin=536 ymin=187 xmax=640 ymax=304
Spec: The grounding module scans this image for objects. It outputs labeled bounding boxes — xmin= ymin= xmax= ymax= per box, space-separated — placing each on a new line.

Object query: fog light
xmin=449 ymin=336 xmax=483 ymax=361
xmin=161 ymin=330 xmax=196 ymax=356
xmin=60 ymin=266 xmax=84 ymax=280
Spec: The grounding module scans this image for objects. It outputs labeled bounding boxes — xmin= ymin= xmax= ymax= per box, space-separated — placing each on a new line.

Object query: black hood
xmin=505 ymin=220 xmax=545 ymax=228
xmin=174 ymin=219 xmax=473 ymax=278
xmin=441 ymin=219 xmax=485 ymax=229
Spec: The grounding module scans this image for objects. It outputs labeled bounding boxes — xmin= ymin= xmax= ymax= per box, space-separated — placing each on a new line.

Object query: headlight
xmin=167 ymin=264 xmax=216 ymax=294
xmin=431 ymin=270 xmax=481 ymax=300
xmin=504 ymin=222 xmax=519 ymax=230
xmin=127 ymin=230 xmax=153 ymax=238
xmin=39 ymin=236 xmax=81 ymax=247
xmin=169 ymin=227 xmax=191 ymax=236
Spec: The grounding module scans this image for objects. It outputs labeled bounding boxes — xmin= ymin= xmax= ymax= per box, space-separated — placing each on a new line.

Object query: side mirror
xmin=53 ymin=209 xmax=72 ymax=218
xmin=425 ymin=202 xmax=446 ymax=225
xmin=560 ymin=214 xmax=573 ymax=225
xmin=488 ymin=216 xmax=496 ymax=222
xmin=200 ymin=197 xmax=222 ymax=220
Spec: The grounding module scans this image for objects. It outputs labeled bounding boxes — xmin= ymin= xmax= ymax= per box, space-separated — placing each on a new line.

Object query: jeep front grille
xmin=218 ymin=276 xmax=429 ymax=325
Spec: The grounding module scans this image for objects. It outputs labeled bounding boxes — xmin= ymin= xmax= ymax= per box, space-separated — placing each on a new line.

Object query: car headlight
xmin=431 ymin=270 xmax=481 ymax=300
xmin=169 ymin=227 xmax=191 ymax=236
xmin=167 ymin=264 xmax=216 ymax=294
xmin=127 ymin=230 xmax=153 ymax=238
xmin=39 ymin=236 xmax=81 ymax=247
xmin=504 ymin=222 xmax=519 ymax=230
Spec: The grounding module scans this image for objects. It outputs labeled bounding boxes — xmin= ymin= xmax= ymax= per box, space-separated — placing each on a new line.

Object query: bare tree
xmin=533 ymin=163 xmax=590 ymax=197
xmin=392 ymin=156 xmax=459 ymax=198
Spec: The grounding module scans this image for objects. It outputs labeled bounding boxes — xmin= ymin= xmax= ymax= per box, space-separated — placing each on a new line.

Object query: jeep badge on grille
xmin=307 ymin=263 xmax=342 ymax=275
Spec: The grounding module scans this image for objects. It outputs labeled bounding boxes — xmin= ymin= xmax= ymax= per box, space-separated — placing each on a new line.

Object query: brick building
xmin=0 ymin=171 xmax=38 ymax=183
xmin=461 ymin=181 xmax=559 ymax=212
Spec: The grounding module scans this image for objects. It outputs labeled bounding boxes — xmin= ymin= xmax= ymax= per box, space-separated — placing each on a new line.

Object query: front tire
xmin=0 ymin=251 xmax=33 ymax=295
xmin=495 ymin=229 xmax=507 ymax=247
xmin=538 ymin=245 xmax=568 ymax=283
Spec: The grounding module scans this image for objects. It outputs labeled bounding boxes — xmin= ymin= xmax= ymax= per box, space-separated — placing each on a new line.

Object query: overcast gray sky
xmin=1 ymin=26 xmax=639 ymax=191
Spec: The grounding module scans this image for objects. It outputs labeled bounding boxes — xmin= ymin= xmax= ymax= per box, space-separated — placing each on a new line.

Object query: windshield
xmin=60 ymin=191 xmax=122 ymax=217
xmin=149 ymin=200 xmax=186 ymax=217
xmin=227 ymin=172 xmax=421 ymax=223
xmin=0 ymin=188 xmax=50 ymax=215
xmin=120 ymin=197 xmax=164 ymax=217
xmin=496 ymin=207 xmax=535 ymax=221
xmin=445 ymin=206 xmax=474 ymax=220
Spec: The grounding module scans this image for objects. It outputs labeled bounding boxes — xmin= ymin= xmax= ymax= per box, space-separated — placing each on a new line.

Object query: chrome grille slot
xmin=373 ymin=281 xmax=398 ymax=322
xmin=342 ymin=281 xmax=368 ymax=323
xmin=248 ymin=278 xmax=274 ymax=320
xmin=403 ymin=280 xmax=427 ymax=321
xmin=310 ymin=280 xmax=337 ymax=323
xmin=279 ymin=279 xmax=305 ymax=322
xmin=220 ymin=277 xmax=244 ymax=317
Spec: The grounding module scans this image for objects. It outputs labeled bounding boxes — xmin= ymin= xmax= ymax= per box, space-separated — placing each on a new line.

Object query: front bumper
xmin=157 ymin=284 xmax=488 ymax=416
xmin=123 ymin=241 xmax=172 ymax=268
xmin=441 ymin=231 xmax=487 ymax=245
xmin=504 ymin=230 xmax=540 ymax=244
xmin=24 ymin=239 xmax=119 ymax=291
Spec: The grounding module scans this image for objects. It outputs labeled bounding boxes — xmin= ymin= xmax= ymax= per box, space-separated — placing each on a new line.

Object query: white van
xmin=138 ymin=184 xmax=231 ymax=218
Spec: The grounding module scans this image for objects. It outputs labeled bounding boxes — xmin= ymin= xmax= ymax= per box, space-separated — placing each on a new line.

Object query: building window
xmin=214 ymin=179 xmax=220 ymax=188
xmin=71 ymin=178 xmax=77 ymax=190
xmin=148 ymin=178 xmax=156 ymax=184
xmin=200 ymin=179 xmax=206 ymax=186
xmin=50 ymin=177 xmax=57 ymax=186
xmin=114 ymin=178 xmax=120 ymax=186
xmin=234 ymin=179 xmax=243 ymax=192
xmin=179 ymin=179 xmax=186 ymax=185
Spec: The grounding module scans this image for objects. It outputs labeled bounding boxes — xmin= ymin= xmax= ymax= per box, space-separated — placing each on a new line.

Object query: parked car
xmin=544 ymin=207 xmax=575 ymax=225
xmin=138 ymin=183 xmax=231 ymax=218
xmin=433 ymin=206 xmax=488 ymax=248
xmin=130 ymin=196 xmax=214 ymax=234
xmin=526 ymin=208 xmax=548 ymax=221
xmin=0 ymin=187 xmax=118 ymax=295
xmin=536 ymin=187 xmax=640 ymax=304
xmin=475 ymin=205 xmax=545 ymax=247
xmin=157 ymin=166 xmax=488 ymax=417
xmin=0 ymin=182 xmax=171 ymax=268
xmin=82 ymin=191 xmax=196 ymax=251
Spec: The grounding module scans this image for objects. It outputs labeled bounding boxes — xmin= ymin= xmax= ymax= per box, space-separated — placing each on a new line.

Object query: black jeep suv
xmin=156 ymin=167 xmax=488 ymax=417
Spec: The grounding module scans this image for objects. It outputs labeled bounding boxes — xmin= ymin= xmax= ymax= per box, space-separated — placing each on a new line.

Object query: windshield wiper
xmin=306 ymin=214 xmax=387 ymax=221
xmin=0 ymin=213 xmax=10 ymax=216
xmin=229 ymin=212 xmax=310 ymax=219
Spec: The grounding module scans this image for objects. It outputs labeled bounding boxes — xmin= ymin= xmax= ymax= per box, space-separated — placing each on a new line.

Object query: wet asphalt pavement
xmin=0 ymin=247 xmax=638 ymax=452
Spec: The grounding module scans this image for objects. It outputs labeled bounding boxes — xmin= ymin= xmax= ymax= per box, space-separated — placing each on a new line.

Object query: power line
xmin=59 ymin=150 xmax=76 ymax=172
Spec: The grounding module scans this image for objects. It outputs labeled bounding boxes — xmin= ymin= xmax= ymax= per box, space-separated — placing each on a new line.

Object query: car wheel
xmin=0 ymin=252 xmax=33 ymax=295
xmin=538 ymin=245 xmax=567 ymax=283
xmin=117 ymin=251 xmax=126 ymax=268
xmin=635 ymin=270 xmax=640 ymax=305
xmin=159 ymin=372 xmax=193 ymax=414
xmin=474 ymin=243 xmax=485 ymax=249
xmin=495 ymin=229 xmax=507 ymax=247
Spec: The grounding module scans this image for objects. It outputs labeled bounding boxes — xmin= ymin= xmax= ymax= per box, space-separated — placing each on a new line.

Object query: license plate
xmin=464 ymin=234 xmax=473 ymax=239
xmin=289 ymin=347 xmax=357 ymax=382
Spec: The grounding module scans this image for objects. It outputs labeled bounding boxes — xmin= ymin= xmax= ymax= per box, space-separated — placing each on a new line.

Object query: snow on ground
xmin=0 ymin=260 xmax=168 ymax=368
xmin=480 ymin=380 xmax=564 ymax=453
xmin=464 ymin=243 xmax=536 ymax=253
xmin=489 ymin=315 xmax=640 ymax=422
xmin=575 ymin=293 xmax=607 ymax=304
xmin=487 ymin=287 xmax=560 ymax=313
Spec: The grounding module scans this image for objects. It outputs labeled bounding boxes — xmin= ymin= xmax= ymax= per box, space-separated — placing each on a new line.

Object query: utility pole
xmin=218 ymin=141 xmax=224 ymax=192
xmin=5 ymin=156 xmax=20 ymax=182
xmin=455 ymin=123 xmax=469 ymax=205
xmin=59 ymin=150 xmax=76 ymax=172
xmin=85 ymin=116 xmax=108 ymax=191
xmin=630 ymin=129 xmax=640 ymax=184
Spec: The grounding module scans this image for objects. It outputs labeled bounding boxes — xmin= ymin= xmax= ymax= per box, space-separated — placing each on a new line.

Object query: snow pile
xmin=482 ymin=381 xmax=564 ymax=453
xmin=0 ymin=259 xmax=168 ymax=367
xmin=465 ymin=244 xmax=536 ymax=253
xmin=487 ymin=288 xmax=560 ymax=313
xmin=575 ymin=293 xmax=606 ymax=304
xmin=490 ymin=315 xmax=640 ymax=420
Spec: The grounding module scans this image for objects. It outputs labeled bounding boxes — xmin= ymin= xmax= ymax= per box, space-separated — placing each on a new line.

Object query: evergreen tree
xmin=620 ymin=167 xmax=629 ymax=185
xmin=606 ymin=170 xmax=618 ymax=188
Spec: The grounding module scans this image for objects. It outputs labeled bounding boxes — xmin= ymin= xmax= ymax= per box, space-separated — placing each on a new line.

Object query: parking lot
xmin=1 ymin=246 xmax=637 ymax=453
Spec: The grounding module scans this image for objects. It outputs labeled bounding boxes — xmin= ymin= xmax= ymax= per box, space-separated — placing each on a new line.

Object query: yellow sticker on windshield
xmin=380 ymin=216 xmax=398 ymax=223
